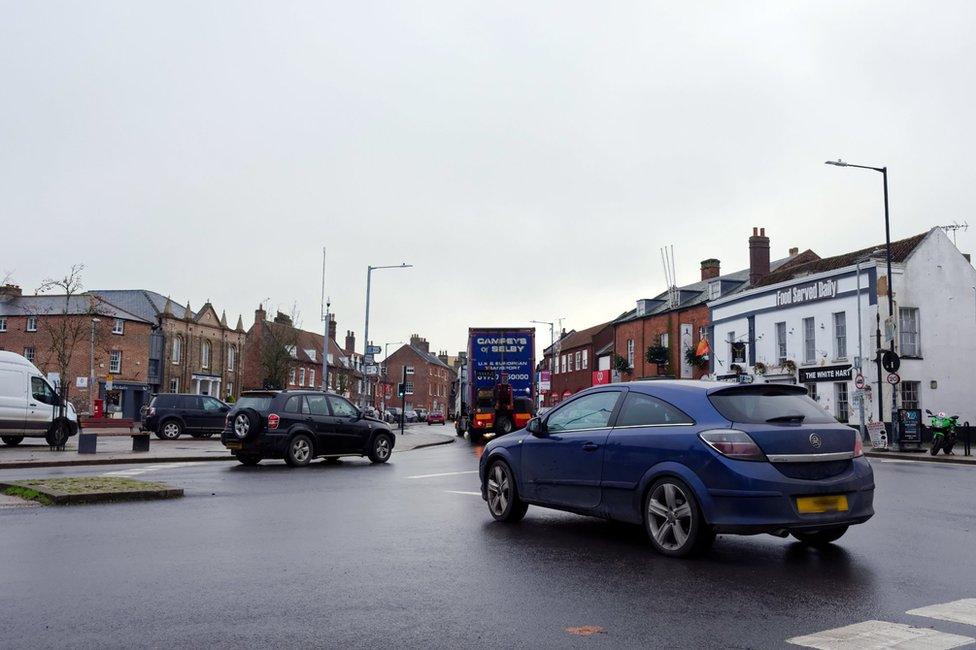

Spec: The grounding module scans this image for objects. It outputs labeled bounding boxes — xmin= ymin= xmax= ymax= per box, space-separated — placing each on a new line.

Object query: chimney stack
xmin=749 ymin=227 xmax=771 ymax=285
xmin=327 ymin=315 xmax=337 ymax=343
xmin=410 ymin=334 xmax=430 ymax=353
xmin=254 ymin=304 xmax=266 ymax=323
xmin=345 ymin=331 xmax=356 ymax=355
xmin=789 ymin=247 xmax=799 ymax=257
xmin=700 ymin=259 xmax=721 ymax=281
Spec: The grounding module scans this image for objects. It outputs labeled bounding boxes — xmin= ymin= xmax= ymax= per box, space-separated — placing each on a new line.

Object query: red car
xmin=427 ymin=411 xmax=446 ymax=425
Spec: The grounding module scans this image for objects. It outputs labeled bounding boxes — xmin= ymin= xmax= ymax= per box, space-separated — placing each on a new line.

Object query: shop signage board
xmin=592 ymin=370 xmax=611 ymax=386
xmin=775 ymin=278 xmax=838 ymax=307
xmin=797 ymin=364 xmax=852 ymax=383
xmin=539 ymin=370 xmax=551 ymax=391
xmin=867 ymin=421 xmax=887 ymax=448
xmin=897 ymin=409 xmax=922 ymax=444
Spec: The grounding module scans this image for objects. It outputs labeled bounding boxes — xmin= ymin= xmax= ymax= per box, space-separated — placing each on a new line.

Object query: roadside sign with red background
xmin=592 ymin=370 xmax=611 ymax=386
xmin=854 ymin=374 xmax=866 ymax=389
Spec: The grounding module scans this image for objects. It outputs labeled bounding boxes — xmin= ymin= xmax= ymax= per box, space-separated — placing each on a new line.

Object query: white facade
xmin=708 ymin=229 xmax=976 ymax=431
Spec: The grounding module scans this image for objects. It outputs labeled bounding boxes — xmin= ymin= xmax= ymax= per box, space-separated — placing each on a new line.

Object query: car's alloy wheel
xmin=644 ymin=478 xmax=713 ymax=557
xmin=368 ymin=434 xmax=392 ymax=464
xmin=486 ymin=461 xmax=528 ymax=522
xmin=286 ymin=435 xmax=313 ymax=467
xmin=160 ymin=421 xmax=182 ymax=440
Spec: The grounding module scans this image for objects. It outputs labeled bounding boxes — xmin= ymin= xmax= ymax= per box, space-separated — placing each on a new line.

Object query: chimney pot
xmin=789 ymin=247 xmax=799 ymax=257
xmin=700 ymin=258 xmax=721 ymax=281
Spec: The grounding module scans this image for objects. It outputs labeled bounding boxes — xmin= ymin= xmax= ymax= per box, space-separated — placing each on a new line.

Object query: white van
xmin=0 ymin=350 xmax=79 ymax=447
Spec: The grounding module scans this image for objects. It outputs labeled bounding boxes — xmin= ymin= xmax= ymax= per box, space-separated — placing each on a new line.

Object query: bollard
xmin=132 ymin=434 xmax=150 ymax=452
xmin=77 ymin=432 xmax=98 ymax=454
xmin=965 ymin=421 xmax=972 ymax=457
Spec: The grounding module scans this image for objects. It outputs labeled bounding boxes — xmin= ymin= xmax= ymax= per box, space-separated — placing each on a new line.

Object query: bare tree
xmin=34 ymin=264 xmax=104 ymax=413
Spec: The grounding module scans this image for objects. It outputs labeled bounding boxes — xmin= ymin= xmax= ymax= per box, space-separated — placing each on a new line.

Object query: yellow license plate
xmin=796 ymin=495 xmax=849 ymax=514
xmin=225 ymin=442 xmax=242 ymax=450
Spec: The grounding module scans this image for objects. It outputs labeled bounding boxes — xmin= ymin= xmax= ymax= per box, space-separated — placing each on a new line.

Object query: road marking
xmin=908 ymin=599 xmax=976 ymax=626
xmin=406 ymin=470 xmax=479 ymax=479
xmin=787 ymin=620 xmax=974 ymax=649
xmin=102 ymin=462 xmax=207 ymax=477
xmin=444 ymin=490 xmax=481 ymax=496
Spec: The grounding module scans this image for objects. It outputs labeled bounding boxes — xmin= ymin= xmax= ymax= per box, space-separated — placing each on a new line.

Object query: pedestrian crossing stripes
xmin=101 ymin=462 xmax=207 ymax=477
xmin=788 ymin=599 xmax=976 ymax=649
xmin=908 ymin=599 xmax=976 ymax=627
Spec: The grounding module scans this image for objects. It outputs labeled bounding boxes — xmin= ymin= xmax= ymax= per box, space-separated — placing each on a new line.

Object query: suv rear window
xmin=709 ymin=386 xmax=836 ymax=424
xmin=151 ymin=395 xmax=177 ymax=408
xmin=236 ymin=395 xmax=274 ymax=411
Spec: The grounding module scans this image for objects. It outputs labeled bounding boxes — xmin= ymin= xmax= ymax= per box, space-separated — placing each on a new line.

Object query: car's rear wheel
xmin=644 ymin=477 xmax=713 ymax=558
xmin=285 ymin=434 xmax=313 ymax=467
xmin=236 ymin=454 xmax=261 ymax=466
xmin=791 ymin=526 xmax=849 ymax=547
xmin=1 ymin=435 xmax=24 ymax=446
xmin=158 ymin=420 xmax=182 ymax=440
xmin=486 ymin=460 xmax=527 ymax=522
xmin=368 ymin=433 xmax=393 ymax=464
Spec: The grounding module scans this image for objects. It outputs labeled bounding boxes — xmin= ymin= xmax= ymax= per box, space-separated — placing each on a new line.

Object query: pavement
xmin=0 ymin=422 xmax=456 ymax=469
xmin=1 ymin=438 xmax=975 ymax=648
xmin=866 ymin=446 xmax=976 ymax=465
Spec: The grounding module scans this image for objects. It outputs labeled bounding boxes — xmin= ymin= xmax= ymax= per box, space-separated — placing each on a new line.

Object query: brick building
xmin=0 ymin=284 xmax=156 ymax=417
xmin=612 ymin=229 xmax=818 ymax=382
xmin=541 ymin=321 xmax=614 ymax=406
xmin=243 ymin=306 xmax=363 ymax=401
xmin=383 ymin=334 xmax=455 ymax=413
xmin=90 ymin=290 xmax=247 ymax=402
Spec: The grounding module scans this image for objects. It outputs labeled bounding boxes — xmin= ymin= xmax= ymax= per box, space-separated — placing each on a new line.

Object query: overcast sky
xmin=2 ymin=2 xmax=974 ymax=357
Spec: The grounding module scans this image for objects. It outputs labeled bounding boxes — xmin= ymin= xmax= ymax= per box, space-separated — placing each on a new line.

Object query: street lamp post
xmin=89 ymin=317 xmax=100 ymax=415
xmin=531 ymin=318 xmax=563 ymax=407
xmin=362 ymin=263 xmax=412 ymax=409
xmin=320 ymin=247 xmax=331 ymax=393
xmin=826 ymin=159 xmax=896 ymax=441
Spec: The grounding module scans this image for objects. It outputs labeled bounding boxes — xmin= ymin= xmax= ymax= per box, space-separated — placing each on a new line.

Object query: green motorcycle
xmin=925 ymin=409 xmax=959 ymax=456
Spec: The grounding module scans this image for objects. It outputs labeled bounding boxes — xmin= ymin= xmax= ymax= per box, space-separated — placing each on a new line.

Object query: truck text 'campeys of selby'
xmin=457 ymin=327 xmax=535 ymax=441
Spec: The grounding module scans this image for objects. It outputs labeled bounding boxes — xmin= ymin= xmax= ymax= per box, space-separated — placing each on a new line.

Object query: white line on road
xmin=908 ymin=599 xmax=976 ymax=626
xmin=445 ymin=490 xmax=481 ymax=496
xmin=101 ymin=462 xmax=208 ymax=477
xmin=406 ymin=470 xmax=479 ymax=480
xmin=787 ymin=620 xmax=973 ymax=650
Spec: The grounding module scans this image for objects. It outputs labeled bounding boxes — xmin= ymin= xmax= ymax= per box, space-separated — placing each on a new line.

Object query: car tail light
xmin=268 ymin=414 xmax=280 ymax=430
xmin=854 ymin=432 xmax=864 ymax=457
xmin=699 ymin=429 xmax=766 ymax=461
xmin=149 ymin=407 xmax=156 ymax=416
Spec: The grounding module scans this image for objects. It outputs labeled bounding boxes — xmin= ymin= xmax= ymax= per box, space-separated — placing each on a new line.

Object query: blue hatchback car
xmin=479 ymin=381 xmax=874 ymax=557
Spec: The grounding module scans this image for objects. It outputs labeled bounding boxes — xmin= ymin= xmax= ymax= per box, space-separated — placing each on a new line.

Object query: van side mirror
xmin=526 ymin=417 xmax=546 ymax=436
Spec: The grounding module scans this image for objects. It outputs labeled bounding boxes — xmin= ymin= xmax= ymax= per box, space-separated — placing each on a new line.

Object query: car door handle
xmin=582 ymin=442 xmax=599 ymax=452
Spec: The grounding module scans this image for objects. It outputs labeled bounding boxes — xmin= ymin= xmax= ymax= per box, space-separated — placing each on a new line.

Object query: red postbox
xmin=93 ymin=399 xmax=104 ymax=419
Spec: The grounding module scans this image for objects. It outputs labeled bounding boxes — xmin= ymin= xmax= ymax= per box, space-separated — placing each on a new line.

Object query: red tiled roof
xmin=754 ymin=232 xmax=929 ymax=288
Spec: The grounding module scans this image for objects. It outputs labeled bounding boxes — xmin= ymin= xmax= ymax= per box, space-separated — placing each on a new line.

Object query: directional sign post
xmin=366 ymin=345 xmax=382 ymax=355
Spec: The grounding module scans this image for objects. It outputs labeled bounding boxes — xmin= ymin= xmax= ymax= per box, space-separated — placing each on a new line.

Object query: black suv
xmin=221 ymin=390 xmax=396 ymax=467
xmin=142 ymin=394 xmax=230 ymax=440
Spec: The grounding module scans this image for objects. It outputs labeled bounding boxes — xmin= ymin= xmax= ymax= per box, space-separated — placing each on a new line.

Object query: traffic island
xmin=0 ymin=476 xmax=184 ymax=506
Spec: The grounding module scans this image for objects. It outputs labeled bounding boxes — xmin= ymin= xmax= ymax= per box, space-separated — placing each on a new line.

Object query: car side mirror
xmin=526 ymin=417 xmax=546 ymax=437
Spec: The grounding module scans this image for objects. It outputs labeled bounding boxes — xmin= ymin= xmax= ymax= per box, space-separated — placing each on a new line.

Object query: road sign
xmin=76 ymin=376 xmax=88 ymax=389
xmin=364 ymin=353 xmax=375 ymax=364
xmin=365 ymin=365 xmax=379 ymax=376
xmin=854 ymin=374 xmax=866 ymax=390
xmin=886 ymin=372 xmax=900 ymax=385
xmin=366 ymin=345 xmax=382 ymax=355
xmin=881 ymin=350 xmax=900 ymax=373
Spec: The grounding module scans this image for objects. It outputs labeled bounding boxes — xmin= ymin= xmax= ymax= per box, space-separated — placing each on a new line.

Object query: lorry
xmin=456 ymin=327 xmax=535 ymax=441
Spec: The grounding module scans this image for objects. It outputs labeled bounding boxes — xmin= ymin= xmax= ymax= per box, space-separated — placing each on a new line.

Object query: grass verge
xmin=0 ymin=476 xmax=183 ymax=505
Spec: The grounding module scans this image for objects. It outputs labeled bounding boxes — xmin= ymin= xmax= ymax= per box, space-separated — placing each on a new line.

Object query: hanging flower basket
xmin=684 ymin=347 xmax=709 ymax=369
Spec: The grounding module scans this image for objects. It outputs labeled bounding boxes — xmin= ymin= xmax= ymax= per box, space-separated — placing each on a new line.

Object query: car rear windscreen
xmin=236 ymin=395 xmax=273 ymax=411
xmin=709 ymin=386 xmax=836 ymax=424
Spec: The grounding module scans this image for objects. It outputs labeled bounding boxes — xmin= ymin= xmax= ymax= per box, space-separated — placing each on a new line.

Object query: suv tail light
xmin=854 ymin=431 xmax=864 ymax=457
xmin=699 ymin=429 xmax=766 ymax=461
xmin=148 ymin=407 xmax=156 ymax=417
xmin=268 ymin=414 xmax=280 ymax=430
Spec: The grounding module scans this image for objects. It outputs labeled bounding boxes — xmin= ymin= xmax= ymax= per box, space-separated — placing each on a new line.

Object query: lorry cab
xmin=0 ymin=351 xmax=79 ymax=447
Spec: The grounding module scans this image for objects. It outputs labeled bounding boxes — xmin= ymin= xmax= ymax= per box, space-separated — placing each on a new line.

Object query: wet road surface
xmin=1 ymin=442 xmax=975 ymax=648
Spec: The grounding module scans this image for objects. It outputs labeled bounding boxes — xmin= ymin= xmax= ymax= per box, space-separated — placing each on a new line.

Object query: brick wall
xmin=384 ymin=346 xmax=454 ymax=413
xmin=613 ymin=304 xmax=711 ymax=381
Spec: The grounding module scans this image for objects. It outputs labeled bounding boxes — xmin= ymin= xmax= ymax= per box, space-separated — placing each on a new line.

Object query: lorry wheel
xmin=495 ymin=416 xmax=513 ymax=435
xmin=1 ymin=436 xmax=24 ymax=446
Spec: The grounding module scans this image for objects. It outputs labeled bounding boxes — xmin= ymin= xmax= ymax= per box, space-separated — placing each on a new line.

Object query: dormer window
xmin=708 ymin=281 xmax=721 ymax=300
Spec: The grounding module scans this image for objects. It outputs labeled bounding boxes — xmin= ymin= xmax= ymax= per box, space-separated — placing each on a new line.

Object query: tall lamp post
xmin=826 ymin=159 xmax=896 ymax=440
xmin=362 ymin=263 xmax=412 ymax=409
xmin=531 ymin=318 xmax=563 ymax=407
xmin=89 ymin=317 xmax=100 ymax=415
xmin=320 ymin=247 xmax=331 ymax=392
